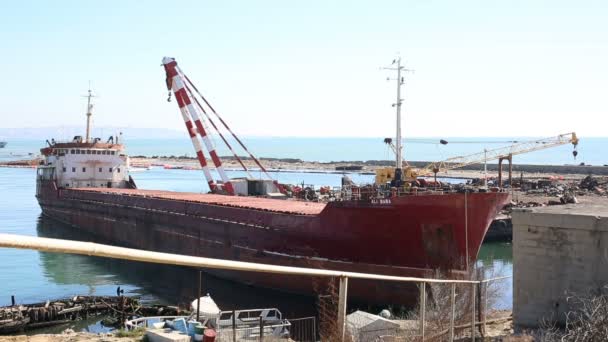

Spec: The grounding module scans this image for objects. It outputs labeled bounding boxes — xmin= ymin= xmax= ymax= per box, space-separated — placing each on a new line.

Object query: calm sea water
xmin=0 ymin=165 xmax=513 ymax=318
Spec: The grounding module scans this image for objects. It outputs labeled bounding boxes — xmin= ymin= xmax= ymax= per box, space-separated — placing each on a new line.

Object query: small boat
xmin=0 ymin=142 xmax=6 ymax=148
xmin=128 ymin=166 xmax=150 ymax=173
xmin=126 ymin=294 xmax=291 ymax=340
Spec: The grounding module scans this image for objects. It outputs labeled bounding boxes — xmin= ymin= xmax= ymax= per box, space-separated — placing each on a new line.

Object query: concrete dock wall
xmin=512 ymin=204 xmax=608 ymax=327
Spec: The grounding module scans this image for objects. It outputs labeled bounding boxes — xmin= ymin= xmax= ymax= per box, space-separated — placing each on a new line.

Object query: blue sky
xmin=1 ymin=0 xmax=607 ymax=137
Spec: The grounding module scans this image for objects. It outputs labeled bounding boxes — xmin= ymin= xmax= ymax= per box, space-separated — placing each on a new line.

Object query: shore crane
xmin=379 ymin=132 xmax=579 ymax=187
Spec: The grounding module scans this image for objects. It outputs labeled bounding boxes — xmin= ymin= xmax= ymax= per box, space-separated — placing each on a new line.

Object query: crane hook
xmin=167 ymin=92 xmax=172 ymax=102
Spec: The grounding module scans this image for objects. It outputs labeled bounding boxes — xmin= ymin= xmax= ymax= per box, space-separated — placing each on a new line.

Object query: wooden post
xmin=449 ymin=283 xmax=456 ymax=342
xmin=477 ymin=282 xmax=484 ymax=337
xmin=232 ymin=310 xmax=237 ymax=342
xmin=471 ymin=283 xmax=476 ymax=342
xmin=483 ymin=282 xmax=488 ymax=335
xmin=259 ymin=315 xmax=264 ymax=341
xmin=337 ymin=276 xmax=348 ymax=342
xmin=419 ymin=282 xmax=426 ymax=340
xmin=197 ymin=270 xmax=202 ymax=322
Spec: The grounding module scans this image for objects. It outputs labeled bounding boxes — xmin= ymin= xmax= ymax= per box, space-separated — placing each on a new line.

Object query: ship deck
xmin=71 ymin=188 xmax=327 ymax=215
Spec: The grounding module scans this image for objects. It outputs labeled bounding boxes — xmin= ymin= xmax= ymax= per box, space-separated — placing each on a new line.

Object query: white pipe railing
xmin=0 ymin=233 xmax=511 ymax=341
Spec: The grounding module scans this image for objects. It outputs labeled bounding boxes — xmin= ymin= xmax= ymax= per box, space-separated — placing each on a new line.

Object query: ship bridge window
xmin=109 ymin=167 xmax=112 ymax=172
xmin=72 ymin=167 xmax=76 ymax=172
xmin=111 ymin=151 xmax=115 ymax=155
xmin=62 ymin=167 xmax=66 ymax=172
xmin=117 ymin=168 xmax=121 ymax=173
xmin=99 ymin=167 xmax=102 ymax=172
xmin=102 ymin=151 xmax=107 ymax=155
xmin=70 ymin=150 xmax=74 ymax=154
xmin=86 ymin=150 xmax=91 ymax=154
xmin=82 ymin=167 xmax=86 ymax=172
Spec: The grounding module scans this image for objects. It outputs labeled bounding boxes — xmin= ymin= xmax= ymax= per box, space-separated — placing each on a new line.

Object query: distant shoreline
xmin=2 ymin=155 xmax=607 ymax=178
xmin=132 ymin=156 xmax=608 ymax=179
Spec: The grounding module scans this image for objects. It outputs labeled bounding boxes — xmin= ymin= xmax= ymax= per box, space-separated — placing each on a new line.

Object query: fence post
xmin=197 ymin=270 xmax=202 ymax=322
xmin=259 ymin=315 xmax=264 ymax=342
xmin=232 ymin=310 xmax=237 ymax=342
xmin=449 ymin=283 xmax=456 ymax=342
xmin=313 ymin=316 xmax=317 ymax=342
xmin=419 ymin=282 xmax=426 ymax=340
xmin=477 ymin=282 xmax=484 ymax=337
xmin=483 ymin=282 xmax=488 ymax=335
xmin=471 ymin=282 xmax=476 ymax=342
xmin=337 ymin=276 xmax=349 ymax=342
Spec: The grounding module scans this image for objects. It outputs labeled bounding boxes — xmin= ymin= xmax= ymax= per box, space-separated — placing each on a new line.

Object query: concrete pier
xmin=512 ymin=203 xmax=608 ymax=328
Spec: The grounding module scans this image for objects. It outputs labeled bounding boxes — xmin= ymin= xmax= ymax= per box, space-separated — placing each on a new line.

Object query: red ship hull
xmin=36 ymin=180 xmax=510 ymax=304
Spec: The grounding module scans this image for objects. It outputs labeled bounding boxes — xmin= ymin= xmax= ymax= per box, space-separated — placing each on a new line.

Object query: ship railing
xmin=337 ymin=185 xmax=470 ymax=201
xmin=0 ymin=234 xmax=512 ymax=342
xmin=215 ymin=315 xmax=291 ymax=341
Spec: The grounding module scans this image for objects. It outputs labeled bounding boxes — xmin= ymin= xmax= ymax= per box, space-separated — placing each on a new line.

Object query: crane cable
xmin=180 ymin=69 xmax=287 ymax=194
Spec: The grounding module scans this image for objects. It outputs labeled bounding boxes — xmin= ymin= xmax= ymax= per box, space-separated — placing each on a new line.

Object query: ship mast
xmin=395 ymin=58 xmax=403 ymax=172
xmin=383 ymin=57 xmax=411 ymax=185
xmin=84 ymin=87 xmax=95 ymax=143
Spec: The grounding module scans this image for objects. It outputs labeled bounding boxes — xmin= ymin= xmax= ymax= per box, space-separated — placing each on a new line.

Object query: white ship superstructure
xmin=36 ymin=89 xmax=133 ymax=190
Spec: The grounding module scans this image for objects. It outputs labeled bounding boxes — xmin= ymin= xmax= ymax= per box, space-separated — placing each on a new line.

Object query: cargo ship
xmin=35 ymin=58 xmax=510 ymax=304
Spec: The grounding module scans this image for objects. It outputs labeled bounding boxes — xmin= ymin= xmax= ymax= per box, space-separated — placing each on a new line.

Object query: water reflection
xmin=36 ymin=215 xmax=317 ymax=317
xmin=34 ymin=214 xmax=512 ymax=316
xmin=477 ymin=242 xmax=513 ymax=309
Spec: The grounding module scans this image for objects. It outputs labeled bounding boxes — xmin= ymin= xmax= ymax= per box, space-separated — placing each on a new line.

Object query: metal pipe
xmin=0 ymin=234 xmax=481 ymax=284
